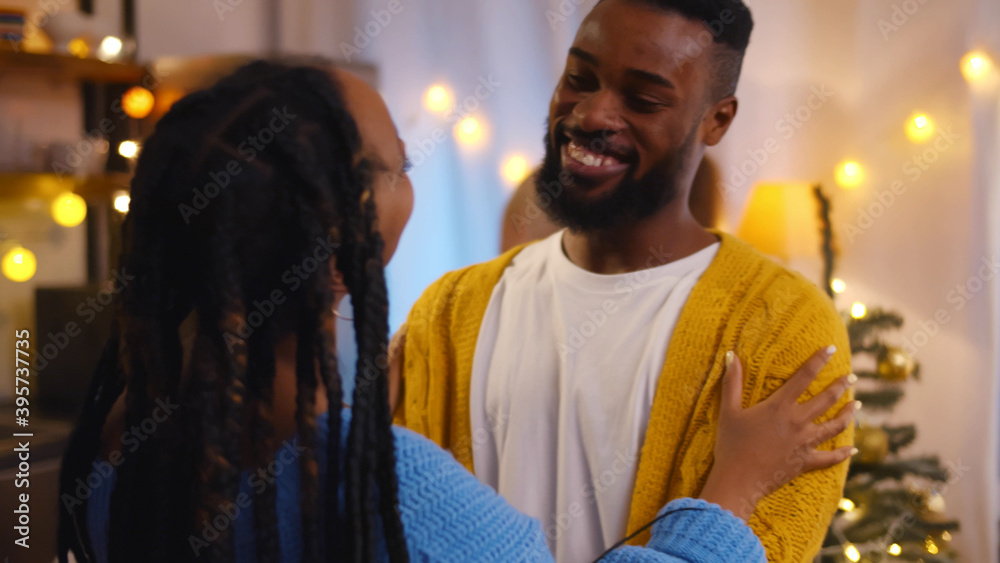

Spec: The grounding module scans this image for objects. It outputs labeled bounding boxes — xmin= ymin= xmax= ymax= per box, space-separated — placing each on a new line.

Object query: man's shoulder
xmin=712 ymin=232 xmax=838 ymax=319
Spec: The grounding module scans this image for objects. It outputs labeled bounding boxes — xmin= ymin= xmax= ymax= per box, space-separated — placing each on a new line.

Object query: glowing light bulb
xmin=501 ymin=155 xmax=531 ymax=187
xmin=835 ymin=160 xmax=865 ymax=190
xmin=113 ymin=190 xmax=130 ymax=214
xmin=121 ymin=86 xmax=155 ymax=119
xmin=119 ymin=140 xmax=139 ymax=159
xmin=51 ymin=192 xmax=87 ymax=227
xmin=905 ymin=113 xmax=936 ymax=143
xmin=851 ymin=302 xmax=867 ymax=319
xmin=2 ymin=246 xmax=37 ymax=282
xmin=455 ymin=117 xmax=485 ymax=146
xmin=97 ymin=36 xmax=123 ymax=61
xmin=67 ymin=37 xmax=90 ymax=58
xmin=844 ymin=544 xmax=861 ymax=562
xmin=941 ymin=531 xmax=952 ymax=542
xmin=925 ymin=536 xmax=939 ymax=555
xmin=888 ymin=543 xmax=902 ymax=556
xmin=831 ymin=278 xmax=847 ymax=294
xmin=838 ymin=498 xmax=855 ymax=512
xmin=424 ymin=84 xmax=454 ymax=114
xmin=961 ymin=51 xmax=994 ymax=82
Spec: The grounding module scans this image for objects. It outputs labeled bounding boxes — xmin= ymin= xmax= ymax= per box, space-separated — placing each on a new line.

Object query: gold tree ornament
xmin=877 ymin=346 xmax=916 ymax=381
xmin=853 ymin=425 xmax=890 ymax=463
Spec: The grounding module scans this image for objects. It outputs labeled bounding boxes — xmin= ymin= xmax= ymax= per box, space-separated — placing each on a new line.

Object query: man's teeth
xmin=567 ymin=141 xmax=621 ymax=168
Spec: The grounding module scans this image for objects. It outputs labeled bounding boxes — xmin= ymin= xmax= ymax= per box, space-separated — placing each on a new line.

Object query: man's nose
xmin=571 ymin=89 xmax=626 ymax=133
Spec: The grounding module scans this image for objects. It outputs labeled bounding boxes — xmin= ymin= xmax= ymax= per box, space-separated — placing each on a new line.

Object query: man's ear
xmin=701 ymin=96 xmax=738 ymax=147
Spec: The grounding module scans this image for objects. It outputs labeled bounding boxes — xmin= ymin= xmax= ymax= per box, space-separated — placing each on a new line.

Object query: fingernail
xmin=826 ymin=345 xmax=838 ymax=356
xmin=847 ymin=374 xmax=858 ymax=385
xmin=854 ymin=400 xmax=863 ymax=411
xmin=850 ymin=447 xmax=859 ymax=456
xmin=725 ymin=350 xmax=735 ymax=368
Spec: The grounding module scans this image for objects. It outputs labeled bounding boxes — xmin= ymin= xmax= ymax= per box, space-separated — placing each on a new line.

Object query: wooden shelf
xmin=0 ymin=51 xmax=146 ymax=83
xmin=0 ymin=172 xmax=132 ymax=202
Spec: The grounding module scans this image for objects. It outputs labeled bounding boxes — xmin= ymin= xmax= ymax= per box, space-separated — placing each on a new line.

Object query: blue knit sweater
xmin=85 ymin=409 xmax=765 ymax=562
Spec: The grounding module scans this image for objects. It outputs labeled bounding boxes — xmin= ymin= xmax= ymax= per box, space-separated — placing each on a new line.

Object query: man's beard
xmin=536 ymin=120 xmax=698 ymax=232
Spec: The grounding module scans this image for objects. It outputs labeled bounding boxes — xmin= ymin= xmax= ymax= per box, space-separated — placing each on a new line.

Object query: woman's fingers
xmin=772 ymin=346 xmax=837 ymax=406
xmin=802 ymin=446 xmax=857 ymax=473
xmin=811 ymin=400 xmax=857 ymax=444
xmin=799 ymin=374 xmax=854 ymax=422
xmin=720 ymin=351 xmax=745 ymax=414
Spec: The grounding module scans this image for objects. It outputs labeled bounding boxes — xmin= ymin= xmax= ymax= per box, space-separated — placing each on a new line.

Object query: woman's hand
xmin=700 ymin=346 xmax=858 ymax=522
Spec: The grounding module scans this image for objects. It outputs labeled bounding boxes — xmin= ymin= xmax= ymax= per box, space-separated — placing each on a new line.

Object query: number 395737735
xmin=14 ymin=330 xmax=30 ymax=427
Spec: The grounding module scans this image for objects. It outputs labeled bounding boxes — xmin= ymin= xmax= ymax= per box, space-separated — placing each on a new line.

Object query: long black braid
xmin=57 ymin=59 xmax=408 ymax=563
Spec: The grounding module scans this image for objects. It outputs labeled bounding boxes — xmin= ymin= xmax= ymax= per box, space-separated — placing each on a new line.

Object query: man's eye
xmin=628 ymin=96 xmax=666 ymax=112
xmin=565 ymin=73 xmax=594 ymax=90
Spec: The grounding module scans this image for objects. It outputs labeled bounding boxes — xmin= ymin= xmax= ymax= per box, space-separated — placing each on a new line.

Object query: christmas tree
xmin=810 ymin=187 xmax=961 ymax=562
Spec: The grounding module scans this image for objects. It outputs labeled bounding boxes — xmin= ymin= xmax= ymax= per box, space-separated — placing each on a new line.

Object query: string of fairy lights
xmin=2 ymin=51 xmax=997 ymax=289
xmin=823 ymin=52 xmax=996 ymax=563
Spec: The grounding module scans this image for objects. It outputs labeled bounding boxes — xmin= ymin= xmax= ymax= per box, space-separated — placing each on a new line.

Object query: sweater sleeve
xmin=743 ymin=284 xmax=854 ymax=563
xmin=393 ymin=427 xmax=765 ymax=563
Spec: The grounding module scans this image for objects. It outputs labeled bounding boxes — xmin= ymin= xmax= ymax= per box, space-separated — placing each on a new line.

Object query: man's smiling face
xmin=539 ymin=0 xmax=728 ymax=231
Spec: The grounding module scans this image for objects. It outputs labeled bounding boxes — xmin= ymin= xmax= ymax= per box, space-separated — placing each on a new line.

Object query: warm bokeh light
xmin=2 ymin=246 xmax=37 ymax=283
xmin=905 ymin=112 xmax=935 ymax=143
xmin=838 ymin=498 xmax=855 ymax=512
xmin=113 ymin=190 xmax=131 ymax=214
xmin=941 ymin=531 xmax=952 ymax=542
xmin=831 ymin=278 xmax=847 ymax=294
xmin=97 ymin=35 xmax=123 ymax=61
xmin=835 ymin=160 xmax=865 ymax=190
xmin=423 ymin=84 xmax=454 ymax=114
xmin=119 ymin=140 xmax=139 ymax=159
xmin=454 ymin=117 xmax=485 ymax=146
xmin=926 ymin=537 xmax=939 ymax=555
xmin=121 ymin=86 xmax=155 ymax=119
xmin=844 ymin=544 xmax=861 ymax=562
xmin=851 ymin=302 xmax=867 ymax=319
xmin=51 ymin=192 xmax=87 ymax=227
xmin=961 ymin=51 xmax=994 ymax=82
xmin=501 ymin=155 xmax=531 ymax=187
xmin=67 ymin=37 xmax=89 ymax=58
xmin=888 ymin=543 xmax=902 ymax=556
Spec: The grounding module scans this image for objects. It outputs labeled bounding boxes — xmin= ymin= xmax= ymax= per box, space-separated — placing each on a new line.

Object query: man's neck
xmin=561 ymin=204 xmax=718 ymax=275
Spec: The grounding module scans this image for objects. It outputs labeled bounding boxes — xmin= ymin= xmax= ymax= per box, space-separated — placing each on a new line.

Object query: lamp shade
xmin=736 ymin=182 xmax=819 ymax=261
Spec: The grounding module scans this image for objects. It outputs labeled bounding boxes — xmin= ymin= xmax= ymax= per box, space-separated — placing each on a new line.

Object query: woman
xmin=57 ymin=60 xmax=856 ymax=563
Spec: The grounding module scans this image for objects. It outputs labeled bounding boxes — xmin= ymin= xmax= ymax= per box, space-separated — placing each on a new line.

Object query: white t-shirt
xmin=469 ymin=230 xmax=719 ymax=563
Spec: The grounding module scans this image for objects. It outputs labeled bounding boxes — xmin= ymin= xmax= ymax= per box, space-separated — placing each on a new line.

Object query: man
xmin=394 ymin=1 xmax=853 ymax=561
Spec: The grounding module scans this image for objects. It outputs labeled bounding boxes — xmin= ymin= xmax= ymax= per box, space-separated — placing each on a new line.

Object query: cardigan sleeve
xmin=393 ymin=427 xmax=766 ymax=562
xmin=741 ymin=280 xmax=854 ymax=563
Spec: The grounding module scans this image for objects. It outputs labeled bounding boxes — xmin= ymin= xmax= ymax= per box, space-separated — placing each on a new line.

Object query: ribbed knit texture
xmin=394 ymin=231 xmax=853 ymax=563
xmin=85 ymin=410 xmax=766 ymax=562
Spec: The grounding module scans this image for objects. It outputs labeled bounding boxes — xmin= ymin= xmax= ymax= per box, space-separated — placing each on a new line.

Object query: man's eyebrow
xmin=626 ymin=68 xmax=676 ymax=89
xmin=569 ymin=47 xmax=675 ymax=89
xmin=569 ymin=47 xmax=599 ymax=65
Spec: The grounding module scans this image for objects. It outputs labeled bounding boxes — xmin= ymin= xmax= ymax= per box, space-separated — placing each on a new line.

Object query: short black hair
xmin=601 ymin=0 xmax=754 ymax=101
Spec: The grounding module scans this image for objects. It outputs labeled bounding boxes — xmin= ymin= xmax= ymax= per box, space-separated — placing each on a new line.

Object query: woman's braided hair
xmin=57 ymin=59 xmax=407 ymax=562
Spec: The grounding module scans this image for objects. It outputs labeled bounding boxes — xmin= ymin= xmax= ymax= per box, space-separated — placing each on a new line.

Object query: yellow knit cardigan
xmin=394 ymin=232 xmax=853 ymax=563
